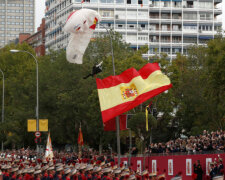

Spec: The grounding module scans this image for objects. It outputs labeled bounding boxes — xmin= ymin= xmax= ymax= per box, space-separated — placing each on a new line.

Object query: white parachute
xmin=64 ymin=9 xmax=101 ymax=64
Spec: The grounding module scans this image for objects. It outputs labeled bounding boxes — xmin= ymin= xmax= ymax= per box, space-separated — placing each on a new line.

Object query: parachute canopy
xmin=64 ymin=9 xmax=101 ymax=64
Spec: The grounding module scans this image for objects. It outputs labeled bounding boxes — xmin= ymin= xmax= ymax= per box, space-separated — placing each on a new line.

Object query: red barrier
xmin=116 ymin=153 xmax=225 ymax=180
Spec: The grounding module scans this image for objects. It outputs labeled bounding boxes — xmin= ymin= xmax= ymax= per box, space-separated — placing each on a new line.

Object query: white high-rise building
xmin=44 ymin=0 xmax=222 ymax=60
xmin=0 ymin=0 xmax=35 ymax=48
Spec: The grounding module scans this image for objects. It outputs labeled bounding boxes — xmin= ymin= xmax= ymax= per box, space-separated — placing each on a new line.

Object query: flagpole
xmin=99 ymin=25 xmax=121 ymax=165
xmin=78 ymin=122 xmax=82 ymax=159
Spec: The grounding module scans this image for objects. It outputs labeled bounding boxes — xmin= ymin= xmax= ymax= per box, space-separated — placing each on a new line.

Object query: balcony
xmin=161 ymin=16 xmax=170 ymax=20
xmin=150 ymin=16 xmax=159 ymax=19
xmin=150 ymin=40 xmax=159 ymax=43
xmin=161 ymin=40 xmax=171 ymax=43
xmin=172 ymin=40 xmax=182 ymax=43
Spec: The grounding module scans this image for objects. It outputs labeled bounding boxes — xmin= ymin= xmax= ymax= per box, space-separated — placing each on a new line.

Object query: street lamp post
xmin=0 ymin=69 xmax=4 ymax=152
xmin=10 ymin=50 xmax=39 ymax=146
xmin=99 ymin=25 xmax=121 ymax=165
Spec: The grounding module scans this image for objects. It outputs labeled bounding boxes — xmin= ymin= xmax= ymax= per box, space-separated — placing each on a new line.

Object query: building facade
xmin=44 ymin=0 xmax=222 ymax=60
xmin=19 ymin=18 xmax=46 ymax=56
xmin=0 ymin=0 xmax=35 ymax=48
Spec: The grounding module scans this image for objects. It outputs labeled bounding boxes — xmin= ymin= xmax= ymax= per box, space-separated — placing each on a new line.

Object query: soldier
xmin=42 ymin=165 xmax=49 ymax=180
xmin=34 ymin=170 xmax=42 ymax=180
xmin=48 ymin=166 xmax=55 ymax=180
xmin=30 ymin=168 xmax=36 ymax=180
xmin=70 ymin=169 xmax=77 ymax=180
xmin=210 ymin=163 xmax=216 ymax=180
xmin=55 ymin=166 xmax=64 ymax=180
xmin=10 ymin=167 xmax=18 ymax=180
xmin=64 ymin=169 xmax=72 ymax=180
xmin=217 ymin=158 xmax=224 ymax=176
xmin=84 ymin=165 xmax=93 ymax=180
xmin=102 ymin=168 xmax=112 ymax=180
xmin=17 ymin=170 xmax=23 ymax=180
xmin=78 ymin=164 xmax=87 ymax=180
xmin=196 ymin=160 xmax=203 ymax=180
xmin=92 ymin=166 xmax=101 ymax=180
xmin=141 ymin=170 xmax=149 ymax=180
xmin=3 ymin=165 xmax=11 ymax=180
xmin=113 ymin=169 xmax=121 ymax=180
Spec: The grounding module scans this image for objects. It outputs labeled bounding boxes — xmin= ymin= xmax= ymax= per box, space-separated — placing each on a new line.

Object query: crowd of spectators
xmin=147 ymin=130 xmax=225 ymax=154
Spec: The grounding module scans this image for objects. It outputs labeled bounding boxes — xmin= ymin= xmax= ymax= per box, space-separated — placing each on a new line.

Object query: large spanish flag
xmin=96 ymin=63 xmax=172 ymax=123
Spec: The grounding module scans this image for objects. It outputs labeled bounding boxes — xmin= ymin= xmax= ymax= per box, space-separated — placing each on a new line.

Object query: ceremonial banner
xmin=186 ymin=159 xmax=192 ymax=176
xmin=168 ymin=159 xmax=173 ymax=175
xmin=78 ymin=127 xmax=84 ymax=146
xmin=152 ymin=160 xmax=157 ymax=173
xmin=96 ymin=63 xmax=172 ymax=123
xmin=45 ymin=132 xmax=54 ymax=160
xmin=206 ymin=158 xmax=212 ymax=175
xmin=137 ymin=160 xmax=142 ymax=173
xmin=103 ymin=114 xmax=128 ymax=131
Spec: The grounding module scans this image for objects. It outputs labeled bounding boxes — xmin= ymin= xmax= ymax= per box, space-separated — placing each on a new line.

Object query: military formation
xmin=0 ymin=155 xmax=167 ymax=180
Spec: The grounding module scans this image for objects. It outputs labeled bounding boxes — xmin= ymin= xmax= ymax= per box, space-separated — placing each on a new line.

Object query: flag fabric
xmin=45 ymin=132 xmax=54 ymax=161
xmin=96 ymin=63 xmax=172 ymax=123
xmin=104 ymin=114 xmax=129 ymax=131
xmin=78 ymin=127 xmax=84 ymax=146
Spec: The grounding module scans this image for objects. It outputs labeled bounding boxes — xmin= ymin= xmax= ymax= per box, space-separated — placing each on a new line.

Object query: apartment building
xmin=45 ymin=0 xmax=222 ymax=60
xmin=0 ymin=0 xmax=35 ymax=48
xmin=19 ymin=18 xmax=46 ymax=56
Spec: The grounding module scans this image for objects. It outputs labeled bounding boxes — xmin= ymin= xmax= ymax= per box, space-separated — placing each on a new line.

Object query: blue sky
xmin=35 ymin=0 xmax=225 ymax=31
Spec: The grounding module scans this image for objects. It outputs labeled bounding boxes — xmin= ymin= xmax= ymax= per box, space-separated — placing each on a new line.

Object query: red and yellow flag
xmin=78 ymin=127 xmax=84 ymax=146
xmin=96 ymin=63 xmax=172 ymax=123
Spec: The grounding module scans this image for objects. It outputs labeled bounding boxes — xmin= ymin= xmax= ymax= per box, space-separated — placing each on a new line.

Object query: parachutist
xmin=83 ymin=61 xmax=103 ymax=79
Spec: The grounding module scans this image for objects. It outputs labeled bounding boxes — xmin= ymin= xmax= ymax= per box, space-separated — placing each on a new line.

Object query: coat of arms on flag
xmin=120 ymin=84 xmax=138 ymax=100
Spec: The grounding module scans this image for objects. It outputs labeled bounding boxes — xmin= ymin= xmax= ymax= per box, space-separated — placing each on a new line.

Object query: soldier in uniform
xmin=196 ymin=160 xmax=203 ymax=180
xmin=3 ymin=165 xmax=11 ymax=180
xmin=70 ymin=169 xmax=77 ymax=180
xmin=92 ymin=166 xmax=101 ymax=180
xmin=217 ymin=158 xmax=224 ymax=175
xmin=42 ymin=165 xmax=49 ymax=180
xmin=78 ymin=164 xmax=87 ymax=180
xmin=55 ymin=166 xmax=64 ymax=180
xmin=48 ymin=166 xmax=55 ymax=180
xmin=10 ymin=167 xmax=18 ymax=180
xmin=113 ymin=169 xmax=121 ymax=180
xmin=210 ymin=163 xmax=216 ymax=180
xmin=84 ymin=165 xmax=93 ymax=180
xmin=34 ymin=170 xmax=42 ymax=180
xmin=64 ymin=168 xmax=71 ymax=180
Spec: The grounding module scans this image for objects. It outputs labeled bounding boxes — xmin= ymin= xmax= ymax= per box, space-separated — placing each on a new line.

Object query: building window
xmin=138 ymin=0 xmax=142 ymax=4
